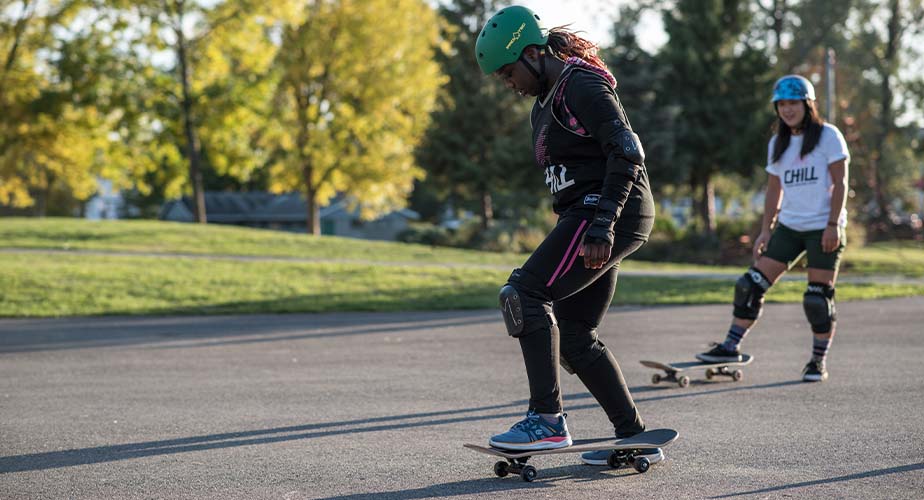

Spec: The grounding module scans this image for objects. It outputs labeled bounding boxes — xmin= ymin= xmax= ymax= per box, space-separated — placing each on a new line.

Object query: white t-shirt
xmin=765 ymin=123 xmax=850 ymax=231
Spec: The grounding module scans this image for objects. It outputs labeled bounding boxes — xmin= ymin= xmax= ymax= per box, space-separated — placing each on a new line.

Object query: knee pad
xmin=733 ymin=267 xmax=772 ymax=320
xmin=803 ymin=282 xmax=836 ymax=333
xmin=499 ymin=284 xmax=525 ymax=336
xmin=499 ymin=268 xmax=555 ymax=338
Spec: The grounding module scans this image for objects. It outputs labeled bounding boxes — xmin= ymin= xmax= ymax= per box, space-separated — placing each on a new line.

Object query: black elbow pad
xmin=614 ymin=129 xmax=645 ymax=165
xmin=598 ymin=119 xmax=645 ymax=166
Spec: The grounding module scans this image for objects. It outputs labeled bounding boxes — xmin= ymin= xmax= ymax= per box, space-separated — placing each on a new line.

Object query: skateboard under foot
xmin=464 ymin=428 xmax=678 ymax=482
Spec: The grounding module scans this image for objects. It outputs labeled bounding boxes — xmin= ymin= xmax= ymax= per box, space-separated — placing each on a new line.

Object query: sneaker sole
xmin=488 ymin=437 xmax=573 ymax=451
xmin=802 ymin=374 xmax=828 ymax=382
xmin=581 ymin=449 xmax=665 ymax=466
xmin=696 ymin=354 xmax=742 ymax=363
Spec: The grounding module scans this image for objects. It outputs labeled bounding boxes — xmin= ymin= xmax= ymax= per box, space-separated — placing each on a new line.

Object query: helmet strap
xmin=518 ymin=47 xmax=549 ymax=95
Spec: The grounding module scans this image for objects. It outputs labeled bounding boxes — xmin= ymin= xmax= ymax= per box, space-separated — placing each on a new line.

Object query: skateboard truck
xmin=650 ymin=367 xmax=743 ymax=388
xmin=642 ymin=355 xmax=754 ymax=388
xmin=491 ymin=450 xmax=652 ymax=482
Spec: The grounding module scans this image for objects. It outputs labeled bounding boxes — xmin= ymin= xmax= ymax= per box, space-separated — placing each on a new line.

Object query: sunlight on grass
xmin=2 ymin=252 xmax=922 ymax=317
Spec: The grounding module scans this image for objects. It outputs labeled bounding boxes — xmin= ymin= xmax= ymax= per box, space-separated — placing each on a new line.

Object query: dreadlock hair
xmin=545 ymin=26 xmax=608 ymax=72
xmin=772 ymin=99 xmax=825 ymax=163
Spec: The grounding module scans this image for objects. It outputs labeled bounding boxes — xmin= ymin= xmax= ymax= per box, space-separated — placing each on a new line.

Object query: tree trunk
xmin=772 ymin=0 xmax=786 ymax=55
xmin=292 ymin=79 xmax=320 ymax=235
xmin=33 ymin=189 xmax=47 ymax=217
xmin=872 ymin=0 xmax=901 ymax=225
xmin=863 ymin=0 xmax=901 ymax=234
xmin=480 ymin=188 xmax=493 ymax=230
xmin=701 ymin=176 xmax=716 ymax=235
xmin=690 ymin=173 xmax=716 ymax=235
xmin=176 ymin=18 xmax=207 ymax=223
xmin=303 ymin=166 xmax=321 ymax=235
xmin=31 ymin=167 xmax=51 ymax=217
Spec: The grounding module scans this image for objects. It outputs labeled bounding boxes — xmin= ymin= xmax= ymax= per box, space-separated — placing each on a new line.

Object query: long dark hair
xmin=545 ymin=27 xmax=608 ymax=72
xmin=771 ymin=100 xmax=824 ymax=163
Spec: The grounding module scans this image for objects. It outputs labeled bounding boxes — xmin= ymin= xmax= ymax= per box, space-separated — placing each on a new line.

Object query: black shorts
xmin=763 ymin=223 xmax=846 ymax=271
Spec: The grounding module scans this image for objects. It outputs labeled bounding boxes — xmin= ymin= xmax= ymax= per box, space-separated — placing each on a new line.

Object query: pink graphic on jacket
xmin=565 ymin=57 xmax=616 ymax=87
xmin=553 ymin=58 xmax=617 ymax=136
xmin=535 ymin=123 xmax=550 ymax=166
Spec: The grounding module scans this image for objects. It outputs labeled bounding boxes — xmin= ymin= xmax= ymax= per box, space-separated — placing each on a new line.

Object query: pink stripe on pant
xmin=546 ymin=219 xmax=588 ymax=287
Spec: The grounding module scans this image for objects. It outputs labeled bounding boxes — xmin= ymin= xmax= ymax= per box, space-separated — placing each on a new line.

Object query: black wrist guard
xmin=585 ymin=199 xmax=619 ymax=246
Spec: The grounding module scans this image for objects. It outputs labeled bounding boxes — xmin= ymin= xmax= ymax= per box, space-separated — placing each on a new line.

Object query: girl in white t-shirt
xmin=697 ymin=75 xmax=849 ymax=382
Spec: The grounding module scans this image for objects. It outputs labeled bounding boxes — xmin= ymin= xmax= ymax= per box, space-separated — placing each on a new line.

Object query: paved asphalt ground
xmin=1 ymin=297 xmax=922 ymax=499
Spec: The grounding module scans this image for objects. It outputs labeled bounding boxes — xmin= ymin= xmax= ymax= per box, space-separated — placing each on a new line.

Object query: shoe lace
xmin=706 ymin=342 xmax=726 ymax=352
xmin=511 ymin=412 xmax=541 ymax=431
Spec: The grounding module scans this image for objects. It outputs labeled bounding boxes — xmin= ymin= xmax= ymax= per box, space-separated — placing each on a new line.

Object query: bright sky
xmin=516 ymin=0 xmax=667 ymax=53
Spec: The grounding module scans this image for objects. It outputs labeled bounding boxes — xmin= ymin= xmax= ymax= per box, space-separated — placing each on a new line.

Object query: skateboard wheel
xmin=733 ymin=369 xmax=744 ymax=381
xmin=520 ymin=465 xmax=537 ymax=482
xmin=493 ymin=461 xmax=508 ymax=477
xmin=634 ymin=456 xmax=651 ymax=473
xmin=607 ymin=452 xmax=624 ymax=469
xmin=678 ymin=375 xmax=690 ymax=388
xmin=705 ymin=368 xmax=715 ymax=380
xmin=651 ymin=373 xmax=662 ymax=384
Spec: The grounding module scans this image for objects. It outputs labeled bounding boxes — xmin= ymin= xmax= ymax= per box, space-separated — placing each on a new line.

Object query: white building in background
xmin=159 ymin=192 xmax=419 ymax=241
xmin=84 ymin=179 xmax=125 ymax=219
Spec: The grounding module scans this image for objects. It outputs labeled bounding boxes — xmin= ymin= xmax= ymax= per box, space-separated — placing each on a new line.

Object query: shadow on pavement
xmin=311 ymin=463 xmax=643 ymax=499
xmin=0 ymin=381 xmax=803 ymax=474
xmin=0 ymin=311 xmax=498 ymax=354
xmin=0 ymin=304 xmax=662 ymax=354
xmin=710 ymin=462 xmax=924 ymax=498
xmin=633 ymin=380 xmax=805 ymax=404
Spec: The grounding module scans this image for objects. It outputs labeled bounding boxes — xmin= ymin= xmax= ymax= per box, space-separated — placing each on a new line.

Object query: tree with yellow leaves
xmin=266 ymin=0 xmax=445 ymax=234
xmin=0 ymin=0 xmax=107 ymax=214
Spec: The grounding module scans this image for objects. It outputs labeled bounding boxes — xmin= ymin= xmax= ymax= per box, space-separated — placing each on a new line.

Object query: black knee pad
xmin=498 ymin=284 xmax=524 ymax=336
xmin=803 ymin=282 xmax=836 ymax=333
xmin=733 ymin=267 xmax=771 ymax=320
xmin=499 ymin=268 xmax=555 ymax=338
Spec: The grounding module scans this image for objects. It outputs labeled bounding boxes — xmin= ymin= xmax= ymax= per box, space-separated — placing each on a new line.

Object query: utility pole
xmin=825 ymin=48 xmax=836 ymax=123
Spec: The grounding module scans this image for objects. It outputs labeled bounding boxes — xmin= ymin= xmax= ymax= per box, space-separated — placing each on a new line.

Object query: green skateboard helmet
xmin=475 ymin=5 xmax=548 ymax=75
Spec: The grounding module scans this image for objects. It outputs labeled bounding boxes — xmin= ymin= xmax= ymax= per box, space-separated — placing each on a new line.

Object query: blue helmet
xmin=771 ymin=75 xmax=816 ymax=103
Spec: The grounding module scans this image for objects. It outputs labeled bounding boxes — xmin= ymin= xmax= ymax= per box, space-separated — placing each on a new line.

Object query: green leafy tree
xmin=104 ymin=0 xmax=273 ymax=223
xmin=414 ymin=0 xmax=540 ymax=230
xmin=657 ymin=0 xmax=773 ymax=234
xmin=600 ymin=5 xmax=675 ymax=198
xmin=267 ymin=0 xmax=445 ymax=234
xmin=753 ymin=0 xmax=924 ymax=238
xmin=840 ymin=0 xmax=924 ymax=236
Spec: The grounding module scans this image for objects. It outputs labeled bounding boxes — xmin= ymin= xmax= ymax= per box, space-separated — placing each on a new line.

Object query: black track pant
xmin=509 ymin=215 xmax=646 ymax=438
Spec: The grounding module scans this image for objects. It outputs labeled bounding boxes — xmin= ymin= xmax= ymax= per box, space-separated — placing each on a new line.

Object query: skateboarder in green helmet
xmin=474 ymin=5 xmax=667 ymax=467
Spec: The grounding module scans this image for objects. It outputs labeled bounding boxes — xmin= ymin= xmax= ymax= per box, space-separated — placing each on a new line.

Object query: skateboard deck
xmin=464 ymin=428 xmax=678 ymax=482
xmin=640 ymin=354 xmax=754 ymax=388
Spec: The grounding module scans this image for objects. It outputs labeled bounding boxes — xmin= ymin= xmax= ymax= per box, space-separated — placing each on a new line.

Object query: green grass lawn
xmin=0 ymin=217 xmax=524 ymax=266
xmin=1 ymin=218 xmax=922 ymax=317
xmin=840 ymin=241 xmax=924 ymax=277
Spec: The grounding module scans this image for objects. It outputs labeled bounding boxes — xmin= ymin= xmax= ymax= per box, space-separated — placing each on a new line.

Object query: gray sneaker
xmin=580 ymin=447 xmax=664 ymax=466
xmin=489 ymin=410 xmax=572 ymax=451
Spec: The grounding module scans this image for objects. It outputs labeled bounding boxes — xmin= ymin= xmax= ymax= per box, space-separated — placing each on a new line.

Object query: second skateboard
xmin=640 ymin=354 xmax=754 ymax=388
